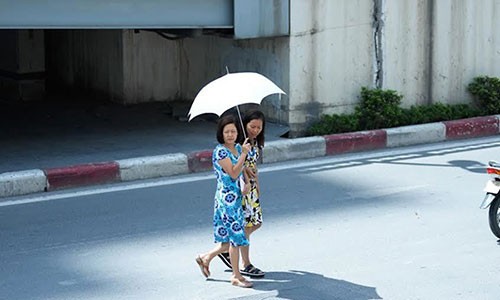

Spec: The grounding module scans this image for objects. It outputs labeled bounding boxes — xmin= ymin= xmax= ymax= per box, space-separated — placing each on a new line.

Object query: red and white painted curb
xmin=1 ymin=115 xmax=499 ymax=198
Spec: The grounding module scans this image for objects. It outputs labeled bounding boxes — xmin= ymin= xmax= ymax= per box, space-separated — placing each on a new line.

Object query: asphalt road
xmin=1 ymin=137 xmax=500 ymax=300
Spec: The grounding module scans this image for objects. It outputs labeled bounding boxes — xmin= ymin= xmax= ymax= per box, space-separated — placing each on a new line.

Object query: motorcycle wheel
xmin=488 ymin=196 xmax=500 ymax=238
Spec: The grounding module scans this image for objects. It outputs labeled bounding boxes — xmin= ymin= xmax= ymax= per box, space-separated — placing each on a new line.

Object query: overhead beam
xmin=0 ymin=0 xmax=233 ymax=29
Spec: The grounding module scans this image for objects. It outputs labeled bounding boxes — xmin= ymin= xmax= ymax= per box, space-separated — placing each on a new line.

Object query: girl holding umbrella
xmin=196 ymin=115 xmax=253 ymax=288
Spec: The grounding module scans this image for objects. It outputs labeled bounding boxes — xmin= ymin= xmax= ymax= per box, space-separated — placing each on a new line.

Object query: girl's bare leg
xmin=229 ymin=244 xmax=244 ymax=279
xmin=200 ymin=242 xmax=229 ymax=267
xmin=240 ymin=224 xmax=261 ymax=268
xmin=229 ymin=244 xmax=253 ymax=287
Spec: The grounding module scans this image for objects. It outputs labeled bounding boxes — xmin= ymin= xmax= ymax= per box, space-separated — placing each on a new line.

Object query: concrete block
xmin=188 ymin=150 xmax=213 ymax=173
xmin=324 ymin=130 xmax=386 ymax=155
xmin=0 ymin=77 xmax=45 ymax=101
xmin=45 ymin=162 xmax=120 ymax=190
xmin=495 ymin=115 xmax=500 ymax=133
xmin=386 ymin=123 xmax=445 ymax=147
xmin=0 ymin=169 xmax=46 ymax=197
xmin=118 ymin=153 xmax=189 ymax=181
xmin=262 ymin=136 xmax=325 ymax=164
xmin=444 ymin=116 xmax=499 ymax=140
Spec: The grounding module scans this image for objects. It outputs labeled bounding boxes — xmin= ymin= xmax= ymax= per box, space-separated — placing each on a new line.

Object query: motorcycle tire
xmin=488 ymin=196 xmax=500 ymax=238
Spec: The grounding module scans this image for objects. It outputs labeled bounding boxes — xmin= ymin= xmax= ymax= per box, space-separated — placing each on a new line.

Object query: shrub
xmin=400 ymin=103 xmax=479 ymax=126
xmin=468 ymin=76 xmax=500 ymax=115
xmin=355 ymin=87 xmax=403 ymax=130
xmin=308 ymin=113 xmax=358 ymax=136
xmin=306 ymin=76 xmax=497 ymax=136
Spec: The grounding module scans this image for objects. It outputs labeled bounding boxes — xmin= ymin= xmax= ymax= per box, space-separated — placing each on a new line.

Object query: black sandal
xmin=217 ymin=252 xmax=232 ymax=269
xmin=240 ymin=264 xmax=265 ymax=278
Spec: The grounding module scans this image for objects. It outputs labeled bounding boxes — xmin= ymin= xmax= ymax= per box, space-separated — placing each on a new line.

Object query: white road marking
xmin=0 ymin=174 xmax=213 ymax=207
xmin=368 ymin=154 xmax=421 ymax=162
xmin=428 ymin=142 xmax=500 ymax=154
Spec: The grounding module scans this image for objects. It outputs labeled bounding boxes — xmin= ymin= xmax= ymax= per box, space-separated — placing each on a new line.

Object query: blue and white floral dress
xmin=212 ymin=144 xmax=249 ymax=247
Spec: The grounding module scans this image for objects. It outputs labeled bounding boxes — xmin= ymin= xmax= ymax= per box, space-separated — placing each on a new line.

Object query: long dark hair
xmin=240 ymin=110 xmax=266 ymax=147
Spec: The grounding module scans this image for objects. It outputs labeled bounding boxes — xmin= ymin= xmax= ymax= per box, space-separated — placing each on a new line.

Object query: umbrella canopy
xmin=187 ymin=72 xmax=286 ymax=121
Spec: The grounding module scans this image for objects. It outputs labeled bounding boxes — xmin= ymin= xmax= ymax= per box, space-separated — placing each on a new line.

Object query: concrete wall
xmin=286 ymin=0 xmax=500 ymax=136
xmin=383 ymin=0 xmax=500 ymax=106
xmin=288 ymin=0 xmax=374 ymax=135
xmin=48 ymin=30 xmax=180 ymax=104
xmin=178 ymin=35 xmax=290 ymax=123
xmin=431 ymin=0 xmax=500 ymax=104
xmin=383 ymin=0 xmax=432 ymax=106
xmin=48 ymin=29 xmax=289 ymax=118
xmin=122 ymin=30 xmax=179 ymax=104
xmin=0 ymin=30 xmax=45 ymax=74
xmin=47 ymin=30 xmax=124 ymax=101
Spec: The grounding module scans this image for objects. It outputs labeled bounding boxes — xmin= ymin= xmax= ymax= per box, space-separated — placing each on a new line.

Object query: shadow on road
xmin=229 ymin=270 xmax=381 ymax=300
xmin=447 ymin=160 xmax=486 ymax=174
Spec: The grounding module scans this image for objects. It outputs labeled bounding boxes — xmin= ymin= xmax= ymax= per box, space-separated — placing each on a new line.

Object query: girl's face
xmin=222 ymin=123 xmax=238 ymax=144
xmin=246 ymin=119 xmax=263 ymax=139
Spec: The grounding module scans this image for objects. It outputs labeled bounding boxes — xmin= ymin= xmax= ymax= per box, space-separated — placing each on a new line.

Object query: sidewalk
xmin=0 ymin=99 xmax=287 ymax=171
xmin=0 ymin=99 xmax=499 ymax=198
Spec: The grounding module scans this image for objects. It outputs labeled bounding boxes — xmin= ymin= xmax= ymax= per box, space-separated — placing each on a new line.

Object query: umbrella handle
xmin=236 ymin=105 xmax=247 ymax=140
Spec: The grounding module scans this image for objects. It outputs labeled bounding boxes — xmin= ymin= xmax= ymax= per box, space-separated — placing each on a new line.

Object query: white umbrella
xmin=187 ymin=72 xmax=286 ymax=129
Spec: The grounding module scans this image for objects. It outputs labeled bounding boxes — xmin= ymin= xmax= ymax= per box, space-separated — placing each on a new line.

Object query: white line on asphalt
xmin=302 ymin=161 xmax=364 ymax=172
xmin=0 ymin=174 xmax=214 ymax=207
xmin=368 ymin=154 xmax=421 ymax=162
xmin=428 ymin=142 xmax=500 ymax=154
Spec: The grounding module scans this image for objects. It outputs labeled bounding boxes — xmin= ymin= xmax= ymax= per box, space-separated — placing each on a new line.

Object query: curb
xmin=45 ymin=162 xmax=120 ymax=191
xmin=1 ymin=115 xmax=499 ymax=198
xmin=325 ymin=130 xmax=386 ymax=155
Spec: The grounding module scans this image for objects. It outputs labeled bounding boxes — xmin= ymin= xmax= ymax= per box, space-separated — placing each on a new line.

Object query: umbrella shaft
xmin=236 ymin=105 xmax=247 ymax=140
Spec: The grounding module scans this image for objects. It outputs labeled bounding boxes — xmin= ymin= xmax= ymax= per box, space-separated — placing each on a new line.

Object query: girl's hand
xmin=247 ymin=167 xmax=257 ymax=179
xmin=242 ymin=182 xmax=251 ymax=195
xmin=242 ymin=138 xmax=251 ymax=154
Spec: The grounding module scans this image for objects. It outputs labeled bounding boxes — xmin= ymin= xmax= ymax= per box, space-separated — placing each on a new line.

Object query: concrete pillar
xmin=0 ymin=29 xmax=45 ymax=101
xmin=287 ymin=0 xmax=373 ymax=137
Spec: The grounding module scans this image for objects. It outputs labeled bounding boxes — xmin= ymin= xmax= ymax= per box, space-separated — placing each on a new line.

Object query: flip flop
xmin=240 ymin=264 xmax=265 ymax=278
xmin=217 ymin=252 xmax=232 ymax=269
xmin=195 ymin=256 xmax=210 ymax=278
xmin=231 ymin=277 xmax=253 ymax=288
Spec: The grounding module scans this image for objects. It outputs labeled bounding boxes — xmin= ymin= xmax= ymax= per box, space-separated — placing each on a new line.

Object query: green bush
xmin=308 ymin=113 xmax=358 ymax=135
xmin=355 ymin=87 xmax=403 ymax=130
xmin=399 ymin=103 xmax=479 ymax=126
xmin=468 ymin=76 xmax=500 ymax=115
xmin=306 ymin=76 xmax=494 ymax=136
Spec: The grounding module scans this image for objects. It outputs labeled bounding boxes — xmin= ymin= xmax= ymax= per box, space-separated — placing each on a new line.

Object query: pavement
xmin=0 ymin=98 xmax=499 ymax=198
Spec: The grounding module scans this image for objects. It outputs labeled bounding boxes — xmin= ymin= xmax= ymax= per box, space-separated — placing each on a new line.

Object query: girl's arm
xmin=219 ymin=153 xmax=247 ymax=180
xmin=241 ymin=166 xmax=251 ymax=195
xmin=254 ymin=167 xmax=260 ymax=194
xmin=218 ymin=139 xmax=251 ymax=179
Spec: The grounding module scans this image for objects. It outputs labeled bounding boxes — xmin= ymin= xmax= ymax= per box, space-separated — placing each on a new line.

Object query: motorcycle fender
xmin=483 ymin=180 xmax=500 ymax=194
xmin=480 ymin=194 xmax=497 ymax=209
xmin=481 ymin=181 xmax=500 ymax=209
